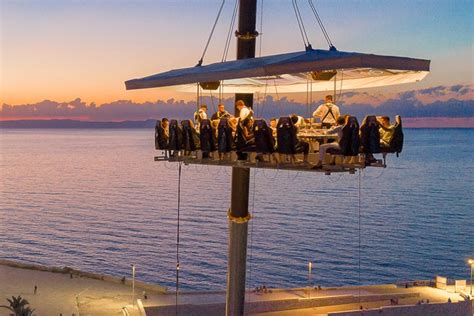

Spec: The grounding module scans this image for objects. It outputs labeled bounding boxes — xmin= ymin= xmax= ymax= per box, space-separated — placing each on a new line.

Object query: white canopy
xmin=125 ymin=49 xmax=430 ymax=93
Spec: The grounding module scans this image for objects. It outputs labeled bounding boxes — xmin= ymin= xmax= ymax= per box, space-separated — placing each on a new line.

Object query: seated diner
xmin=290 ymin=115 xmax=310 ymax=163
xmin=154 ymin=103 xmax=404 ymax=171
xmin=314 ymin=116 xmax=346 ymax=168
xmin=377 ymin=116 xmax=396 ymax=148
xmin=211 ymin=103 xmax=231 ymax=121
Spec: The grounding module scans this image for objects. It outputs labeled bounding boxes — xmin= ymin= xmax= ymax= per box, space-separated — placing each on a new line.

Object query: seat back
xmin=339 ymin=116 xmax=360 ymax=156
xmin=154 ymin=120 xmax=168 ymax=150
xmin=168 ymin=119 xmax=183 ymax=150
xmin=253 ymin=119 xmax=275 ymax=153
xmin=276 ymin=117 xmax=297 ymax=154
xmin=360 ymin=115 xmax=380 ymax=154
xmin=181 ymin=120 xmax=198 ymax=151
xmin=217 ymin=118 xmax=233 ymax=153
xmin=389 ymin=115 xmax=404 ymax=155
xmin=235 ymin=119 xmax=248 ymax=150
xmin=199 ymin=119 xmax=216 ymax=152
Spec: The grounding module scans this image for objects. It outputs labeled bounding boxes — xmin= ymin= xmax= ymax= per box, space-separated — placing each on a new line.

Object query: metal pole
xmin=226 ymin=1 xmax=257 ymax=315
xmin=470 ymin=261 xmax=473 ymax=296
xmin=308 ymin=261 xmax=312 ymax=298
xmin=132 ymin=264 xmax=136 ymax=305
xmin=226 ymin=168 xmax=251 ymax=316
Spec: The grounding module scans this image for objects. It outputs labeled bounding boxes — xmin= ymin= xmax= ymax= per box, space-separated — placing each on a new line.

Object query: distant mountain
xmin=1 ymin=117 xmax=473 ymax=129
xmin=0 ymin=119 xmax=157 ymax=129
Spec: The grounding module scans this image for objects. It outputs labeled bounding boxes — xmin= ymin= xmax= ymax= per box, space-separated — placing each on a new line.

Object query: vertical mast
xmin=234 ymin=0 xmax=258 ymax=114
xmin=226 ymin=1 xmax=257 ymax=316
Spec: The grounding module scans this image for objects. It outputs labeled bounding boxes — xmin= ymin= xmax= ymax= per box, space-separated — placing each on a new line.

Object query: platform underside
xmin=155 ymin=151 xmax=386 ymax=174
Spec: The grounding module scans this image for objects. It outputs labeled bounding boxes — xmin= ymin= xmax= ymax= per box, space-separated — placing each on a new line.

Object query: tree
xmin=0 ymin=296 xmax=35 ymax=316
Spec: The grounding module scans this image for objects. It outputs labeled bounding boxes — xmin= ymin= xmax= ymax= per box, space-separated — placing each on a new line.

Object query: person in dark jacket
xmin=211 ymin=103 xmax=231 ymax=120
xmin=290 ymin=115 xmax=309 ymax=163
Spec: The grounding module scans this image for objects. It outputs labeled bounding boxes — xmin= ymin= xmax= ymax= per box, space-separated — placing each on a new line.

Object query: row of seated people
xmin=313 ymin=114 xmax=403 ymax=167
xmin=156 ymin=116 xmax=309 ymax=163
xmin=155 ymin=114 xmax=403 ymax=167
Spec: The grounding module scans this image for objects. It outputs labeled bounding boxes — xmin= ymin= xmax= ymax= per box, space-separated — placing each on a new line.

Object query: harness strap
xmin=321 ymin=104 xmax=336 ymax=123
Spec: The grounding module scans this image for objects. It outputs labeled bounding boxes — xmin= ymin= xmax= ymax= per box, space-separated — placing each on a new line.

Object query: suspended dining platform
xmin=153 ymin=114 xmax=403 ymax=175
xmin=127 ymin=48 xmax=429 ymax=174
xmin=158 ymin=153 xmax=379 ymax=175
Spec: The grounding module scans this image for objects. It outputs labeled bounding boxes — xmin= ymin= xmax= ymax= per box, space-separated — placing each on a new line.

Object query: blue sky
xmin=1 ymin=0 xmax=473 ymax=105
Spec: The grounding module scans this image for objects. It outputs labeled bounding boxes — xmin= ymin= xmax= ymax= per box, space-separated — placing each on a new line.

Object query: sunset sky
xmin=1 ymin=0 xmax=473 ymax=108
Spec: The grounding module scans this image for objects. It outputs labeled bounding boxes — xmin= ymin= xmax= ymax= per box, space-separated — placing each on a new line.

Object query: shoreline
xmin=1 ymin=259 xmax=472 ymax=316
xmin=0 ymin=259 xmax=167 ymax=294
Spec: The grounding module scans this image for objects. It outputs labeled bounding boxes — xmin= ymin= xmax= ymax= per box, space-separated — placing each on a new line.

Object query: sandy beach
xmin=0 ymin=260 xmax=471 ymax=316
xmin=0 ymin=260 xmax=165 ymax=316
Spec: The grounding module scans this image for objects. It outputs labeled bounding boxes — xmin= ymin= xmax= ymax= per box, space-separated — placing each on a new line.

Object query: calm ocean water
xmin=0 ymin=128 xmax=473 ymax=291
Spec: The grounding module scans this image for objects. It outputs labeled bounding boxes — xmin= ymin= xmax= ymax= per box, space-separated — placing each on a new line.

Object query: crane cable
xmin=358 ymin=169 xmax=362 ymax=306
xmin=175 ymin=162 xmax=183 ymax=316
xmin=338 ymin=71 xmax=344 ymax=103
xmin=258 ymin=80 xmax=269 ymax=118
xmin=247 ymin=168 xmax=257 ymax=302
xmin=222 ymin=0 xmax=239 ymax=62
xmin=255 ymin=0 xmax=265 ymax=117
xmin=209 ymin=90 xmax=217 ymax=114
xmin=292 ymin=0 xmax=312 ymax=50
xmin=196 ymin=84 xmax=201 ymax=111
xmin=273 ymin=79 xmax=283 ymax=116
xmin=258 ymin=0 xmax=264 ymax=57
xmin=219 ymin=0 xmax=238 ymax=101
xmin=197 ymin=0 xmax=226 ymax=66
xmin=305 ymin=79 xmax=313 ymax=118
xmin=308 ymin=0 xmax=336 ymax=50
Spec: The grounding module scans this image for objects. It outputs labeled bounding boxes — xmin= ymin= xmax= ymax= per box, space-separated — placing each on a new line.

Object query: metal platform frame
xmin=154 ymin=150 xmax=386 ymax=175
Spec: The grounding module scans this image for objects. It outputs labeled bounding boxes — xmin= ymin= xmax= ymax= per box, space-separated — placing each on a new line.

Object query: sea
xmin=0 ymin=128 xmax=473 ymax=291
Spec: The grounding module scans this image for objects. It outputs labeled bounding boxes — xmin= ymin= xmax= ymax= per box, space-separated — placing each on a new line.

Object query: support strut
xmin=226 ymin=1 xmax=257 ymax=315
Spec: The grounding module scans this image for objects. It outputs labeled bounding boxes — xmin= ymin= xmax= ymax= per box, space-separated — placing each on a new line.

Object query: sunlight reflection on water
xmin=1 ymin=128 xmax=473 ymax=290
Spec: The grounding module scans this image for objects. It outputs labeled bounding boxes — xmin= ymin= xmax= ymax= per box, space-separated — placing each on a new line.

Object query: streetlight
xmin=468 ymin=259 xmax=473 ymax=296
xmin=131 ymin=264 xmax=136 ymax=305
xmin=308 ymin=261 xmax=313 ymax=298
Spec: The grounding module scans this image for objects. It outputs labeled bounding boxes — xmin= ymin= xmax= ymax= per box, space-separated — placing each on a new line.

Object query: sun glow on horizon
xmin=1 ymin=0 xmax=472 ymax=107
